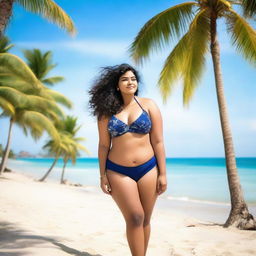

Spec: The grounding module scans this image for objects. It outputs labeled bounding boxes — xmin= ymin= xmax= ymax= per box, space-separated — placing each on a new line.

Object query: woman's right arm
xmin=97 ymin=116 xmax=112 ymax=194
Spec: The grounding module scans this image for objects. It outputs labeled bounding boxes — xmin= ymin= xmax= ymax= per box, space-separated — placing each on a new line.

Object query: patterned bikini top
xmin=108 ymin=97 xmax=152 ymax=137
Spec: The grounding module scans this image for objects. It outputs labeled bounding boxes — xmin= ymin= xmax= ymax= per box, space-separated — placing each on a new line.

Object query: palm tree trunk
xmin=210 ymin=12 xmax=255 ymax=230
xmin=0 ymin=0 xmax=14 ymax=38
xmin=60 ymin=160 xmax=67 ymax=184
xmin=38 ymin=156 xmax=59 ymax=182
xmin=0 ymin=118 xmax=14 ymax=175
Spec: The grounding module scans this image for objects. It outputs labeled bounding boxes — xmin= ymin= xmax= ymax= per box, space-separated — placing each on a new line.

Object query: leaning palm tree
xmin=38 ymin=133 xmax=69 ymax=182
xmin=0 ymin=53 xmax=63 ymax=174
xmin=0 ymin=106 xmax=60 ymax=175
xmin=23 ymin=49 xmax=64 ymax=86
xmin=59 ymin=116 xmax=89 ymax=184
xmin=60 ymin=135 xmax=88 ymax=184
xmin=0 ymin=0 xmax=76 ymax=38
xmin=39 ymin=115 xmax=89 ymax=182
xmin=130 ymin=0 xmax=256 ymax=229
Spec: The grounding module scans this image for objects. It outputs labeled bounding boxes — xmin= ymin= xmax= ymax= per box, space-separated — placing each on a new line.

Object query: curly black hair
xmin=88 ymin=63 xmax=141 ymax=119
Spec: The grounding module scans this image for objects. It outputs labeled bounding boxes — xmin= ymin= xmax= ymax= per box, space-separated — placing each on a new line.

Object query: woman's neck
xmin=122 ymin=94 xmax=135 ymax=107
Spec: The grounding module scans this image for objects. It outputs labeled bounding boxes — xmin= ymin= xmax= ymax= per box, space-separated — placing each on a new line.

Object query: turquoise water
xmin=7 ymin=157 xmax=256 ymax=205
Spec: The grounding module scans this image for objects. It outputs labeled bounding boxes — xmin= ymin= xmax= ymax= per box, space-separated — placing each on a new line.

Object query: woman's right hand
xmin=100 ymin=175 xmax=112 ymax=195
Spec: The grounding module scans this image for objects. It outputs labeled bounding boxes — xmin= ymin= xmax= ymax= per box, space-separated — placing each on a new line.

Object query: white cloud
xmin=15 ymin=39 xmax=130 ymax=59
xmin=247 ymin=119 xmax=256 ymax=131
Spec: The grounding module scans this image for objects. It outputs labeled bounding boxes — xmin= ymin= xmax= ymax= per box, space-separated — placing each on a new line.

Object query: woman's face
xmin=117 ymin=70 xmax=138 ymax=95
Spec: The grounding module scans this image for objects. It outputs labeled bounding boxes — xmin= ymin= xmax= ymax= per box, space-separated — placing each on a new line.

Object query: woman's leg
xmin=137 ymin=166 xmax=158 ymax=256
xmin=106 ymin=170 xmax=145 ymax=256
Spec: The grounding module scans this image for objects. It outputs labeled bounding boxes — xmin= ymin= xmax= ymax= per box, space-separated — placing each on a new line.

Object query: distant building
xmin=17 ymin=151 xmax=36 ymax=158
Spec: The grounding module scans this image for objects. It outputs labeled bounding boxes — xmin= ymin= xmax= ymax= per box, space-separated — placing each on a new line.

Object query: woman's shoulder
xmin=137 ymin=97 xmax=157 ymax=108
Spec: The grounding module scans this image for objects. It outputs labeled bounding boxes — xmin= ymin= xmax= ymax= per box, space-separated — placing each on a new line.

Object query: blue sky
xmin=1 ymin=0 xmax=256 ymax=157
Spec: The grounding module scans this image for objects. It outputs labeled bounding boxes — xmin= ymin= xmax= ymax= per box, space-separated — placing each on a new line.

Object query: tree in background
xmin=23 ymin=49 xmax=64 ymax=87
xmin=130 ymin=0 xmax=256 ymax=229
xmin=0 ymin=0 xmax=76 ymax=38
xmin=8 ymin=149 xmax=15 ymax=159
xmin=39 ymin=116 xmax=89 ymax=183
xmin=0 ymin=53 xmax=63 ymax=175
xmin=23 ymin=48 xmax=72 ymax=109
xmin=0 ymin=36 xmax=14 ymax=53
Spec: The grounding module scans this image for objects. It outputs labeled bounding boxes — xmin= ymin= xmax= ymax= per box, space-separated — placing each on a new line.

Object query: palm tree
xmin=23 ymin=48 xmax=73 ymax=109
xmin=0 ymin=0 xmax=76 ymax=38
xmin=38 ymin=133 xmax=69 ymax=182
xmin=59 ymin=116 xmax=89 ymax=184
xmin=39 ymin=116 xmax=89 ymax=183
xmin=0 ymin=53 xmax=62 ymax=174
xmin=23 ymin=49 xmax=64 ymax=86
xmin=130 ymin=0 xmax=256 ymax=229
xmin=0 ymin=105 xmax=61 ymax=175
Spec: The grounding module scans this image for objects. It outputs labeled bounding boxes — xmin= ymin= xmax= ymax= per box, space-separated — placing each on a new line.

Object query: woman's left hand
xmin=156 ymin=174 xmax=167 ymax=195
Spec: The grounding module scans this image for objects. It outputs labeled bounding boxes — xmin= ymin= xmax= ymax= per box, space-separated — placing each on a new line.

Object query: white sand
xmin=1 ymin=171 xmax=256 ymax=256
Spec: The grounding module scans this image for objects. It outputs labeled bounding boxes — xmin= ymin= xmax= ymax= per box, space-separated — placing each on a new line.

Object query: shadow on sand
xmin=0 ymin=221 xmax=102 ymax=256
xmin=186 ymin=222 xmax=224 ymax=228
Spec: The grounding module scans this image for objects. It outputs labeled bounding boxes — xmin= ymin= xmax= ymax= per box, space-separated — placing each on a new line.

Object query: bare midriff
xmin=107 ymin=133 xmax=154 ymax=166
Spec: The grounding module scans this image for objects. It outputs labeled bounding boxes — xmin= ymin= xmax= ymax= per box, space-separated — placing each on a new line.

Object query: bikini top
xmin=108 ymin=97 xmax=152 ymax=137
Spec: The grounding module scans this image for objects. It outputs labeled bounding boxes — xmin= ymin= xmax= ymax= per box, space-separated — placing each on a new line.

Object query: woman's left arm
xmin=147 ymin=99 xmax=167 ymax=195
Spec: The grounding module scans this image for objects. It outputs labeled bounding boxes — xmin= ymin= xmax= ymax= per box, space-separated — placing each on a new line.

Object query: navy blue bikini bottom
xmin=106 ymin=156 xmax=157 ymax=182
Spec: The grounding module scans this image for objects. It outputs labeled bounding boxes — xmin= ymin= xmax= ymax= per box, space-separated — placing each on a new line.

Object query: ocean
xmin=7 ymin=157 xmax=256 ymax=206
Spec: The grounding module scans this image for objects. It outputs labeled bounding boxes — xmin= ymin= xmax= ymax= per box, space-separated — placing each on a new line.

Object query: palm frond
xmin=42 ymin=76 xmax=64 ymax=86
xmin=23 ymin=49 xmax=50 ymax=80
xmin=16 ymin=0 xmax=77 ymax=35
xmin=0 ymin=53 xmax=42 ymax=90
xmin=226 ymin=10 xmax=256 ymax=66
xmin=0 ymin=36 xmax=14 ymax=53
xmin=16 ymin=109 xmax=60 ymax=141
xmin=42 ymin=115 xmax=89 ymax=160
xmin=158 ymin=32 xmax=190 ymax=102
xmin=241 ymin=0 xmax=256 ymax=17
xmin=0 ymin=86 xmax=28 ymax=108
xmin=182 ymin=10 xmax=210 ymax=105
xmin=158 ymin=10 xmax=210 ymax=104
xmin=129 ymin=2 xmax=197 ymax=64
xmin=0 ymin=74 xmax=36 ymax=92
xmin=0 ymin=96 xmax=15 ymax=115
xmin=23 ymin=49 xmax=63 ymax=85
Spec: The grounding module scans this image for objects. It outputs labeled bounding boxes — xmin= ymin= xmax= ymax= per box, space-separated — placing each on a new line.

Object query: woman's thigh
xmin=137 ymin=166 xmax=158 ymax=223
xmin=106 ymin=170 xmax=144 ymax=224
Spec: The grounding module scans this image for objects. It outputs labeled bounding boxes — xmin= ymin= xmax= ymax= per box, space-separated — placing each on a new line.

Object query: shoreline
xmin=1 ymin=171 xmax=256 ymax=255
xmin=7 ymin=159 xmax=256 ymax=206
xmin=4 ymin=167 xmax=256 ymax=224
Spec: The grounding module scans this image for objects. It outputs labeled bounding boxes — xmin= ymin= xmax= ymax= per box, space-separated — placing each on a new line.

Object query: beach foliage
xmin=241 ymin=0 xmax=256 ymax=17
xmin=23 ymin=48 xmax=72 ymax=109
xmin=0 ymin=51 xmax=76 ymax=174
xmin=23 ymin=49 xmax=64 ymax=86
xmin=39 ymin=116 xmax=89 ymax=183
xmin=0 ymin=36 xmax=14 ymax=53
xmin=130 ymin=0 xmax=256 ymax=229
xmin=0 ymin=0 xmax=76 ymax=37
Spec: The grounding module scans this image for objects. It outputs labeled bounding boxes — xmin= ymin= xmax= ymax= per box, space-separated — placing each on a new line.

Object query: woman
xmin=89 ymin=63 xmax=167 ymax=256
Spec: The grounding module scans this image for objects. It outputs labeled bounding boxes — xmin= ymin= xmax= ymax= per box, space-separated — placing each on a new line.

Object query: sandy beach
xmin=1 ymin=171 xmax=256 ymax=256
